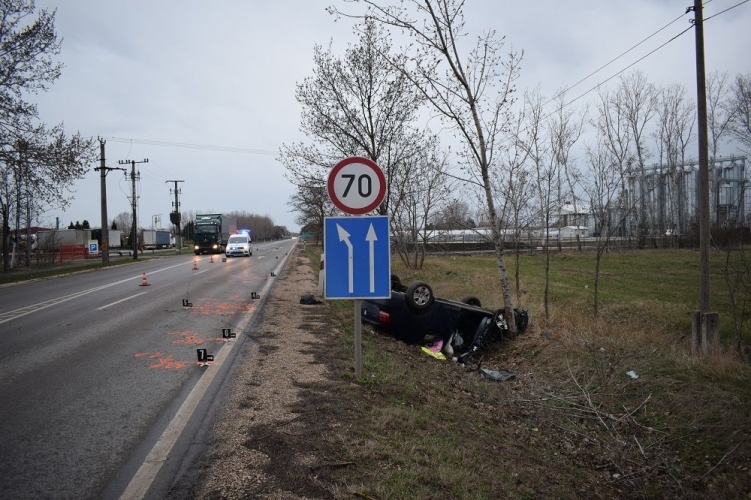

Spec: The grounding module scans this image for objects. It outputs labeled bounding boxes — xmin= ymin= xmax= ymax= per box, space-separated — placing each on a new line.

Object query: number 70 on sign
xmin=327 ymin=157 xmax=387 ymax=215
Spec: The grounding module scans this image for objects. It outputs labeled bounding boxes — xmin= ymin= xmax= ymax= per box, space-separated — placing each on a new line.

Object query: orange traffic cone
xmin=140 ymin=272 xmax=150 ymax=286
xmin=192 ymin=259 xmax=199 ymax=270
xmin=209 ymin=254 xmax=214 ymax=263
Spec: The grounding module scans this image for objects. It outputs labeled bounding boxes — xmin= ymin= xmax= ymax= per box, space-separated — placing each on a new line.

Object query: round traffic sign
xmin=327 ymin=157 xmax=387 ymax=215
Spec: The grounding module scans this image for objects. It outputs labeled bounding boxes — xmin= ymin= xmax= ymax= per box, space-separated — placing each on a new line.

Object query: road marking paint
xmin=97 ymin=292 xmax=148 ymax=310
xmin=119 ymin=243 xmax=296 ymax=500
xmin=0 ymin=260 xmax=199 ymax=326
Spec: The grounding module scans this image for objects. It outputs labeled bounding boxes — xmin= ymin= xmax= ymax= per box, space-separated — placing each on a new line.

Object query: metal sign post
xmin=325 ymin=157 xmax=388 ymax=378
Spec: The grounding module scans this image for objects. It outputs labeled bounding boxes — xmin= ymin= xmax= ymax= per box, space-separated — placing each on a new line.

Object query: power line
xmin=705 ymin=0 xmax=749 ymax=21
xmin=542 ymin=9 xmax=689 ymax=110
xmin=106 ymin=136 xmax=277 ymax=156
xmin=542 ymin=0 xmax=744 ymax=118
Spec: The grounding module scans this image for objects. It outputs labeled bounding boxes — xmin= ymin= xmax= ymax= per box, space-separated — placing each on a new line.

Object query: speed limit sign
xmin=327 ymin=157 xmax=387 ymax=215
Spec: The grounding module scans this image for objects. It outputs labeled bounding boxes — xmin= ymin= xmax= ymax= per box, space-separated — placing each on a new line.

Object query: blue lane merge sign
xmin=324 ymin=216 xmax=391 ymax=299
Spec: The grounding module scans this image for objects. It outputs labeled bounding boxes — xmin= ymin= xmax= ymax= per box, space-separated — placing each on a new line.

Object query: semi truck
xmin=193 ymin=214 xmax=237 ymax=254
xmin=141 ymin=229 xmax=171 ymax=250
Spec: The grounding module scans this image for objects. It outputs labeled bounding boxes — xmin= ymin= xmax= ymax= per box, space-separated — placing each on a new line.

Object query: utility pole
xmin=689 ymin=0 xmax=718 ymax=354
xmin=166 ymin=180 xmax=184 ymax=253
xmin=118 ymin=158 xmax=149 ymax=260
xmin=94 ymin=138 xmax=125 ymax=265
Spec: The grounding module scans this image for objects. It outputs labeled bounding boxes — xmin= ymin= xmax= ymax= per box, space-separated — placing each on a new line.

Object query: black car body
xmin=361 ymin=277 xmax=528 ymax=361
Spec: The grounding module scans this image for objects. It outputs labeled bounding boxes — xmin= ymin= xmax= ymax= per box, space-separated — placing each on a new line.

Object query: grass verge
xmin=300 ymin=244 xmax=750 ymax=499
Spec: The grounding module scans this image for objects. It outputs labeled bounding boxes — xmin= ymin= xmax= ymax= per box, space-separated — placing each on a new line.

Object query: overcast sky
xmin=31 ymin=0 xmax=750 ymax=232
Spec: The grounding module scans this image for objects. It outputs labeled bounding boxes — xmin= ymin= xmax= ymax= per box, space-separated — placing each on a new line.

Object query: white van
xmin=225 ymin=234 xmax=252 ymax=257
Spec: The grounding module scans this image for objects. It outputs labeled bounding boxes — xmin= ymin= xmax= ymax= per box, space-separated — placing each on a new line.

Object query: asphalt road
xmin=0 ymin=239 xmax=297 ymax=499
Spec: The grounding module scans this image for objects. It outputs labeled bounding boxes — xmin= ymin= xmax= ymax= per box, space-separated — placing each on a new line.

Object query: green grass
xmin=301 ymin=244 xmax=750 ymax=499
xmin=389 ymin=248 xmax=750 ymax=344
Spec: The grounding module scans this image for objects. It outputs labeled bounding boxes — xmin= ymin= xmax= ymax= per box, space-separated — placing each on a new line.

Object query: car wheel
xmin=493 ymin=308 xmax=509 ymax=331
xmin=461 ymin=296 xmax=482 ymax=307
xmin=405 ymin=281 xmax=434 ymax=312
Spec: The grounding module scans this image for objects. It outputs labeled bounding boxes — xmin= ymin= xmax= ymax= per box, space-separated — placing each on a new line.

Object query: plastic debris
xmin=626 ymin=370 xmax=639 ymax=379
xmin=420 ymin=346 xmax=446 ymax=360
xmin=442 ymin=332 xmax=455 ymax=357
xmin=480 ymin=368 xmax=516 ymax=381
xmin=428 ymin=339 xmax=443 ymax=353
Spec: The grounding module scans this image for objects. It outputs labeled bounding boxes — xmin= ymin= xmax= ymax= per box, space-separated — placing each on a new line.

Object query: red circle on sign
xmin=327 ymin=156 xmax=387 ymax=215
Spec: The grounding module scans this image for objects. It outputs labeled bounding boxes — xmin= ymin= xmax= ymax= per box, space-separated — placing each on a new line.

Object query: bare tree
xmin=727 ymin=73 xmax=751 ymax=155
xmin=279 ymin=18 xmax=423 ymax=214
xmin=332 ymin=0 xmax=523 ymax=332
xmin=288 ymin=182 xmax=336 ymax=246
xmin=112 ymin=212 xmax=132 ymax=246
xmin=492 ymin=103 xmax=532 ymax=303
xmin=0 ymin=1 xmax=96 ymax=271
xmin=706 ymin=71 xmax=735 ymax=159
xmin=548 ymin=91 xmax=586 ymax=251
xmin=617 ymin=71 xmax=657 ymax=246
xmin=279 ymin=17 xmax=450 ymax=266
xmin=521 ymin=87 xmax=557 ymax=320
xmin=652 ymin=83 xmax=695 ymax=240
xmin=389 ymin=133 xmax=451 ymax=269
xmin=595 ymin=86 xmax=635 ymax=242
xmin=432 ymin=199 xmax=473 ymax=230
xmin=579 ymin=132 xmax=630 ymax=316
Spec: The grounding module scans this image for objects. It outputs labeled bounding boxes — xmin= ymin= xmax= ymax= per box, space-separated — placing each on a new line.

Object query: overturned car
xmin=361 ymin=275 xmax=528 ymax=361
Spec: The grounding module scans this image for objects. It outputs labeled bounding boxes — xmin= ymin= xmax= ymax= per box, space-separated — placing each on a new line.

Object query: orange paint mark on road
xmin=135 ymin=351 xmax=189 ymax=370
xmin=189 ymin=298 xmax=257 ymax=317
xmin=149 ymin=355 xmax=187 ymax=370
xmin=168 ymin=330 xmax=204 ymax=346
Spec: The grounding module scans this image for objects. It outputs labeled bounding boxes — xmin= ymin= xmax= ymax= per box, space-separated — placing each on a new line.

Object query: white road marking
xmin=97 ymin=292 xmax=148 ymax=310
xmin=119 ymin=243 xmax=295 ymax=499
xmin=0 ymin=260 xmax=197 ymax=326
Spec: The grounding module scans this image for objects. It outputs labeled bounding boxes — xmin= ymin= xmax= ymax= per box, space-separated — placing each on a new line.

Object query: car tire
xmin=461 ymin=296 xmax=482 ymax=307
xmin=493 ymin=308 xmax=509 ymax=332
xmin=405 ymin=281 xmax=434 ymax=312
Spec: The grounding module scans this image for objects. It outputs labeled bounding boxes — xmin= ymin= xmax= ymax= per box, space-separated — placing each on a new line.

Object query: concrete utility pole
xmin=94 ymin=138 xmax=125 ymax=265
xmin=118 ymin=158 xmax=149 ymax=260
xmin=689 ymin=0 xmax=719 ymax=354
xmin=166 ymin=180 xmax=184 ymax=253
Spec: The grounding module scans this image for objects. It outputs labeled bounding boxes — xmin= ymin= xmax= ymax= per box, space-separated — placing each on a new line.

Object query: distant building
xmin=621 ymin=155 xmax=747 ymax=237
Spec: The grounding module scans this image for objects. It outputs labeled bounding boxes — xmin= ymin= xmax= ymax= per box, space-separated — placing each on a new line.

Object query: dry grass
xmin=179 ymin=245 xmax=751 ymax=499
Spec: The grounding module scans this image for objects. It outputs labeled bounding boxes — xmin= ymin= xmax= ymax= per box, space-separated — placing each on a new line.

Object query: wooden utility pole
xmin=690 ymin=0 xmax=719 ymax=353
xmin=118 ymin=158 xmax=148 ymax=260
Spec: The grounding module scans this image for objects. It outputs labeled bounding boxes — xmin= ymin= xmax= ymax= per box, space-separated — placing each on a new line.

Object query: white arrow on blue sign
xmin=324 ymin=215 xmax=390 ymax=299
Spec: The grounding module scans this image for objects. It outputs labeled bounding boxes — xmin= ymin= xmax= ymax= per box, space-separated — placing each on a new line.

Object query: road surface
xmin=0 ymin=239 xmax=296 ymax=499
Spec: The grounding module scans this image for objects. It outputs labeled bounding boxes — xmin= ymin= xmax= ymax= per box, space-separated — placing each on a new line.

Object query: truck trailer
xmin=141 ymin=229 xmax=172 ymax=250
xmin=193 ymin=214 xmax=237 ymax=254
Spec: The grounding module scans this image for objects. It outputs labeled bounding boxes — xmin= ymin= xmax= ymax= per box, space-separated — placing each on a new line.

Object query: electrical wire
xmin=541 ymin=9 xmax=689 ymax=110
xmin=539 ymin=0 xmax=747 ymax=120
xmin=106 ymin=136 xmax=277 ymax=156
xmin=705 ymin=0 xmax=749 ymax=21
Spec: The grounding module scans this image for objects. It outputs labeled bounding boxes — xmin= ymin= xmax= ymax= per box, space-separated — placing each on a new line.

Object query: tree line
xmin=282 ymin=0 xmax=751 ymax=334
